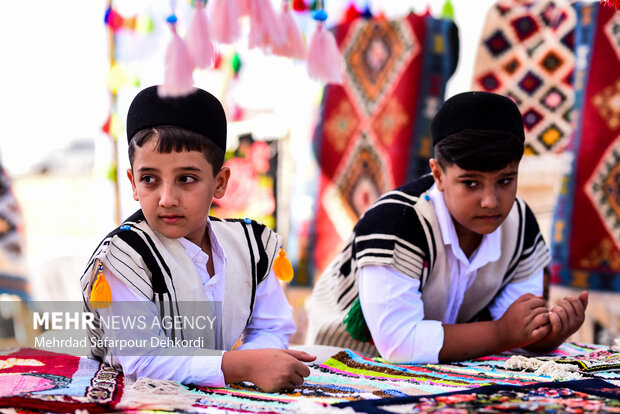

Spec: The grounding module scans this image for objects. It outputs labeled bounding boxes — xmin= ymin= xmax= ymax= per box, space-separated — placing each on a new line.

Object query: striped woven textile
xmin=2 ymin=342 xmax=617 ymax=413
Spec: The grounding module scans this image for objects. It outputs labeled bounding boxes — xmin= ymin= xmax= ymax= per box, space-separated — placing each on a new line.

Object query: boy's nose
xmin=159 ymin=184 xmax=179 ymax=207
xmin=480 ymin=189 xmax=499 ymax=209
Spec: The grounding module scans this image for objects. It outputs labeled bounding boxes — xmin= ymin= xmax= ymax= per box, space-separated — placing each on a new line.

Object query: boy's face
xmin=429 ymin=159 xmax=519 ymax=238
xmin=127 ymin=138 xmax=230 ymax=248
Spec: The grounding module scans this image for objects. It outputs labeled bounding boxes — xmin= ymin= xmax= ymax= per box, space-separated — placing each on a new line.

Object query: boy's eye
xmin=179 ymin=175 xmax=197 ymax=184
xmin=499 ymin=177 xmax=515 ymax=185
xmin=140 ymin=175 xmax=156 ymax=184
xmin=462 ymin=180 xmax=478 ymax=188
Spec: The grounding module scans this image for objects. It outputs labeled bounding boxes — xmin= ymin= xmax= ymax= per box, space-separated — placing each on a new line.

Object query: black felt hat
xmin=431 ymin=91 xmax=525 ymax=146
xmin=126 ymin=85 xmax=227 ymax=150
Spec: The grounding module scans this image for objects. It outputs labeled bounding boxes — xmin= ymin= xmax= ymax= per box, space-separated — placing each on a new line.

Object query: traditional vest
xmin=80 ymin=210 xmax=281 ymax=367
xmin=306 ymin=175 xmax=551 ymax=356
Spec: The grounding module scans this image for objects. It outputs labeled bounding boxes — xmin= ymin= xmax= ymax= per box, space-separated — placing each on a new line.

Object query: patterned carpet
xmin=472 ymin=0 xmax=576 ymax=155
xmin=551 ymin=2 xmax=620 ymax=293
xmin=1 ymin=342 xmax=619 ymax=413
xmin=303 ymin=12 xmax=458 ymax=280
xmin=337 ymin=379 xmax=620 ymax=413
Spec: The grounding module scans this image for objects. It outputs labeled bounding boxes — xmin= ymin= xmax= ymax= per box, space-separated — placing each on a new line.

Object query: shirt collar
xmin=427 ymin=184 xmax=501 ymax=268
xmin=177 ymin=218 xmax=228 ymax=270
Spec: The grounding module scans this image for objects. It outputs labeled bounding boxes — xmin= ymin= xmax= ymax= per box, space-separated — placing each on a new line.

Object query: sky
xmin=0 ymin=0 xmax=496 ymax=177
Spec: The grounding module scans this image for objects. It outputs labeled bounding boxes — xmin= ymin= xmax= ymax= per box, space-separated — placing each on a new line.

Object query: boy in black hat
xmin=81 ymin=85 xmax=314 ymax=391
xmin=306 ymin=91 xmax=588 ymax=362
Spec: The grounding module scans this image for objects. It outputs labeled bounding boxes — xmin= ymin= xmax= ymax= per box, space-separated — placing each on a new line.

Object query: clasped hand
xmin=497 ymin=291 xmax=588 ymax=352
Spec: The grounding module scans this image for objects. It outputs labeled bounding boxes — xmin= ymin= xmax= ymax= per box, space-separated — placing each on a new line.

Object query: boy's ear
xmin=429 ymin=159 xmax=445 ymax=191
xmin=213 ymin=166 xmax=231 ymax=199
xmin=127 ymin=168 xmax=139 ymax=201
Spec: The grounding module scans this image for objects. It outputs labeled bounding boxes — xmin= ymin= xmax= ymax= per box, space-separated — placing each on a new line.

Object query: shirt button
xmin=197 ymin=257 xmax=204 ymax=264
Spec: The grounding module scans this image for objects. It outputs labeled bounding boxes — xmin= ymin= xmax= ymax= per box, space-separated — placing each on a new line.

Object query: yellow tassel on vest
xmin=90 ymin=261 xmax=112 ymax=309
xmin=273 ymin=248 xmax=294 ymax=282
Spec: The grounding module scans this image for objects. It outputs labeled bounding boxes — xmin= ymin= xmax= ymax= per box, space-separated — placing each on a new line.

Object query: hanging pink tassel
xmin=307 ymin=11 xmax=345 ymax=84
xmin=273 ymin=0 xmax=306 ymax=59
xmin=159 ymin=15 xmax=195 ymax=97
xmin=209 ymin=0 xmax=241 ymax=44
xmin=248 ymin=0 xmax=285 ymax=52
xmin=186 ymin=0 xmax=213 ymax=69
xmin=248 ymin=1 xmax=267 ymax=49
xmin=237 ymin=0 xmax=250 ymax=16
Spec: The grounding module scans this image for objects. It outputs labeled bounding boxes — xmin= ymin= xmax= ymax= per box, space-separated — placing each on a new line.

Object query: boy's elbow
xmin=378 ymin=347 xmax=411 ymax=364
xmin=115 ymin=355 xmax=153 ymax=380
xmin=371 ymin=320 xmax=442 ymax=364
xmin=373 ymin=333 xmax=433 ymax=364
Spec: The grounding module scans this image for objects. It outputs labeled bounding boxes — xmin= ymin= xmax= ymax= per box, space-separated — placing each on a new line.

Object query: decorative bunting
xmin=248 ymin=0 xmax=286 ymax=52
xmin=273 ymin=0 xmax=307 ymax=59
xmin=292 ymin=0 xmax=307 ymax=11
xmin=343 ymin=3 xmax=361 ymax=23
xmin=210 ymin=0 xmax=242 ymax=44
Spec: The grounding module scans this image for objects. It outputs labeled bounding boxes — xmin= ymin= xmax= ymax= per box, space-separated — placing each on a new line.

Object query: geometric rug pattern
xmin=336 ymin=378 xmax=620 ymax=413
xmin=551 ymin=3 xmax=620 ymax=292
xmin=303 ymin=13 xmax=459 ymax=280
xmin=472 ymin=0 xmax=576 ymax=155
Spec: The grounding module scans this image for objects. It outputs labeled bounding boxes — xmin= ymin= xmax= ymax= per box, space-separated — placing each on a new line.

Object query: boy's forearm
xmin=221 ymin=350 xmax=249 ymax=384
xmin=439 ymin=321 xmax=509 ymax=362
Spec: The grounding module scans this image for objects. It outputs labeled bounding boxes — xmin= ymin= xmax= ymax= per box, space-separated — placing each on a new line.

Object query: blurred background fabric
xmin=0 ymin=161 xmax=30 ymax=301
xmin=296 ymin=12 xmax=459 ymax=283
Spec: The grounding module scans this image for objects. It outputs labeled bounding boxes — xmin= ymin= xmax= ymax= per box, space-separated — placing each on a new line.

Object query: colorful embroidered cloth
xmin=2 ymin=343 xmax=618 ymax=413
xmin=336 ymin=378 xmax=620 ymax=413
xmin=551 ymin=3 xmax=620 ymax=292
xmin=472 ymin=0 xmax=576 ymax=155
xmin=549 ymin=348 xmax=620 ymax=372
xmin=0 ymin=347 xmax=123 ymax=412
xmin=189 ymin=343 xmax=616 ymax=412
xmin=301 ymin=13 xmax=458 ymax=279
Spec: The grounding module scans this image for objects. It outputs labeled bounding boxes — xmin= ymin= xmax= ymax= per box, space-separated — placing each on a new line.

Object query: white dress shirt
xmin=359 ymin=184 xmax=543 ymax=363
xmin=104 ymin=219 xmax=296 ymax=387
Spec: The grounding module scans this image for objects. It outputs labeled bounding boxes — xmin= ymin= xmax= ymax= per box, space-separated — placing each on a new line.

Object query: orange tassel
xmin=273 ymin=248 xmax=294 ymax=282
xmin=90 ymin=261 xmax=112 ymax=309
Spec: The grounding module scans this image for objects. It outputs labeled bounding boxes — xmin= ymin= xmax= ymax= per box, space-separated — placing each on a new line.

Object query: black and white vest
xmin=306 ymin=175 xmax=551 ymax=356
xmin=80 ymin=210 xmax=281 ymax=366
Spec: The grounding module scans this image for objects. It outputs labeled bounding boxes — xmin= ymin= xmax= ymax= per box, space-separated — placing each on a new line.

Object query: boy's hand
xmin=526 ymin=291 xmax=588 ymax=353
xmin=222 ymin=349 xmax=316 ymax=392
xmin=496 ymin=293 xmax=551 ymax=349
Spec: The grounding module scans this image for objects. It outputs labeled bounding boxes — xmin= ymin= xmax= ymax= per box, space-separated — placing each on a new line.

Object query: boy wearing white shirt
xmin=306 ymin=91 xmax=588 ymax=363
xmin=81 ymin=85 xmax=314 ymax=392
